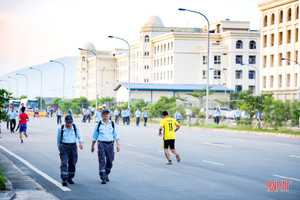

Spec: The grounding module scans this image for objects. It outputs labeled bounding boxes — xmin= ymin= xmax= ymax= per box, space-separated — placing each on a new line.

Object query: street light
xmin=8 ymin=76 xmax=18 ymax=98
xmin=281 ymin=57 xmax=300 ymax=100
xmin=108 ymin=35 xmax=131 ymax=109
xmin=240 ymin=63 xmax=260 ymax=95
xmin=50 ymin=60 xmax=65 ymax=101
xmin=29 ymin=67 xmax=43 ymax=110
xmin=16 ymin=73 xmax=28 ymax=97
xmin=178 ymin=8 xmax=210 ymax=124
xmin=0 ymin=80 xmax=10 ymax=91
xmin=78 ymin=48 xmax=98 ymax=109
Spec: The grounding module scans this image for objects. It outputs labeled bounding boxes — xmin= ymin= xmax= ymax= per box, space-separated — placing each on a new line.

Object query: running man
xmin=159 ymin=111 xmax=181 ymax=165
xmin=19 ymin=107 xmax=29 ymax=143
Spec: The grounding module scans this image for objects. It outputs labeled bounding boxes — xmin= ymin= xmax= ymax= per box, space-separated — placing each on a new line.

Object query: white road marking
xmin=289 ymin=155 xmax=300 ymax=159
xmin=273 ymin=175 xmax=300 ymax=182
xmin=157 ymin=150 xmax=164 ymax=153
xmin=202 ymin=142 xmax=232 ymax=148
xmin=126 ymin=143 xmax=136 ymax=147
xmin=0 ymin=145 xmax=71 ymax=192
xmin=202 ymin=160 xmax=224 ymax=166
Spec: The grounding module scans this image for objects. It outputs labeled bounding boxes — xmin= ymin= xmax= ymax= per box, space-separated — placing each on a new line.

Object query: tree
xmin=53 ymin=98 xmax=62 ymax=104
xmin=148 ymin=96 xmax=184 ymax=119
xmin=230 ymin=90 xmax=252 ymax=109
xmin=18 ymin=95 xmax=27 ymax=100
xmin=186 ymin=90 xmax=215 ymax=108
xmin=291 ymin=101 xmax=300 ymax=125
xmin=130 ymin=99 xmax=149 ymax=114
xmin=35 ymin=96 xmax=46 ymax=108
xmin=0 ymin=89 xmax=12 ymax=122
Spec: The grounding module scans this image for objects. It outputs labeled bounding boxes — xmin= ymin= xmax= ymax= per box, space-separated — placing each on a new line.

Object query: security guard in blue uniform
xmin=57 ymin=115 xmax=83 ymax=186
xmin=91 ymin=109 xmax=120 ymax=184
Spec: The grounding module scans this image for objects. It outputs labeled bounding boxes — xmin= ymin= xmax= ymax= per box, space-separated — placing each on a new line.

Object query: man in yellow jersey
xmin=159 ymin=111 xmax=181 ymax=165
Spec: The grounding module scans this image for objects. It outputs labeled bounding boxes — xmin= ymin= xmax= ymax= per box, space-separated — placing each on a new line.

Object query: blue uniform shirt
xmin=142 ymin=111 xmax=149 ymax=118
xmin=8 ymin=110 xmax=17 ymax=119
xmin=121 ymin=110 xmax=127 ymax=117
xmin=126 ymin=110 xmax=130 ymax=117
xmin=114 ymin=110 xmax=120 ymax=116
xmin=56 ymin=110 xmax=62 ymax=116
xmin=57 ymin=124 xmax=83 ymax=147
xmin=174 ymin=112 xmax=181 ymax=120
xmin=93 ymin=120 xmax=119 ymax=142
xmin=95 ymin=111 xmax=102 ymax=122
xmin=135 ymin=110 xmax=141 ymax=117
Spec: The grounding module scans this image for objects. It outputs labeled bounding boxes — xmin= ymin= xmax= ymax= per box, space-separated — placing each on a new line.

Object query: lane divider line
xmin=0 ymin=145 xmax=71 ymax=192
xmin=202 ymin=160 xmax=224 ymax=166
xmin=273 ymin=175 xmax=300 ymax=182
xmin=126 ymin=143 xmax=136 ymax=147
xmin=289 ymin=155 xmax=300 ymax=159
xmin=157 ymin=150 xmax=164 ymax=153
xmin=202 ymin=142 xmax=232 ymax=148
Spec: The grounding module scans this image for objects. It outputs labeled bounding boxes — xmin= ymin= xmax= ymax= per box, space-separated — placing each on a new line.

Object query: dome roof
xmin=144 ymin=16 xmax=164 ymax=27
xmin=83 ymin=42 xmax=96 ymax=51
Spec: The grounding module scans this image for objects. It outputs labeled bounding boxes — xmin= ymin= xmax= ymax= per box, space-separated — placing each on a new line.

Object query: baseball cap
xmin=103 ymin=104 xmax=107 ymax=107
xmin=65 ymin=115 xmax=73 ymax=123
xmin=101 ymin=109 xmax=110 ymax=114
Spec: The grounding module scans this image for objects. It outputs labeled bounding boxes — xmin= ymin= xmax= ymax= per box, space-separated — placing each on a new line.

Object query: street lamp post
xmin=29 ymin=67 xmax=43 ymax=110
xmin=178 ymin=8 xmax=210 ymax=124
xmin=0 ymin=80 xmax=10 ymax=91
xmin=50 ymin=60 xmax=65 ymax=101
xmin=8 ymin=76 xmax=18 ymax=98
xmin=102 ymin=67 xmax=106 ymax=98
xmin=108 ymin=35 xmax=131 ymax=109
xmin=16 ymin=73 xmax=28 ymax=97
xmin=281 ymin=57 xmax=300 ymax=101
xmin=78 ymin=48 xmax=98 ymax=109
xmin=241 ymin=63 xmax=260 ymax=95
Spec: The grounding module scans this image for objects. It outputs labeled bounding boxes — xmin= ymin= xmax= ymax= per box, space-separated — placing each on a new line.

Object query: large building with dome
xmin=76 ymin=16 xmax=260 ymax=104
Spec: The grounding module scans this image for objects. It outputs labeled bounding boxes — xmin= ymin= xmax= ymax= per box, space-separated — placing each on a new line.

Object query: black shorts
xmin=163 ymin=139 xmax=175 ymax=149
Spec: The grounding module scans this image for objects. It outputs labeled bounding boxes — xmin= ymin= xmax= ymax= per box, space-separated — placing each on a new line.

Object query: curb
xmin=0 ymin=191 xmax=15 ymax=200
xmin=4 ymin=179 xmax=12 ymax=191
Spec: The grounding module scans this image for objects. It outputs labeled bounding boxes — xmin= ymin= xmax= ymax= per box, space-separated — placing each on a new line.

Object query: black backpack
xmin=97 ymin=120 xmax=115 ymax=133
xmin=61 ymin=124 xmax=77 ymax=142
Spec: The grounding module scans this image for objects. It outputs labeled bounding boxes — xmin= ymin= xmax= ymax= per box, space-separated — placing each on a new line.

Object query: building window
xmin=279 ymin=10 xmax=283 ymax=23
xmin=270 ymin=75 xmax=274 ymax=88
xmin=171 ymin=71 xmax=173 ymax=79
xmin=263 ymin=35 xmax=267 ymax=47
xmin=167 ymin=71 xmax=169 ymax=79
xmin=203 ymin=70 xmax=207 ymax=79
xmin=287 ymin=74 xmax=291 ymax=87
xmin=271 ymin=13 xmax=275 ymax=25
xmin=145 ymin=35 xmax=149 ymax=42
xmin=236 ymin=55 xmax=243 ymax=64
xmin=296 ymin=28 xmax=299 ymax=42
xmin=296 ymin=51 xmax=298 ymax=63
xmin=214 ymin=70 xmax=221 ymax=79
xmin=249 ymin=40 xmax=256 ymax=49
xmin=164 ymin=57 xmax=166 ymax=65
xmin=235 ymin=85 xmax=242 ymax=92
xmin=168 ymin=57 xmax=170 ymax=65
xmin=171 ymin=56 xmax=173 ymax=64
xmin=279 ymin=32 xmax=283 ymax=45
xmin=249 ymin=70 xmax=256 ymax=79
xmin=296 ymin=6 xmax=299 ymax=19
xmin=249 ymin=86 xmax=255 ymax=94
xmin=295 ymin=74 xmax=298 ymax=87
xmin=214 ymin=56 xmax=221 ymax=64
xmin=157 ymin=46 xmax=159 ymax=53
xmin=235 ymin=70 xmax=242 ymax=79
xmin=264 ymin=15 xmax=268 ymax=27
xmin=236 ymin=40 xmax=243 ymax=49
xmin=278 ymin=75 xmax=282 ymax=88
xmin=144 ymin=65 xmax=150 ymax=69
xmin=263 ymin=76 xmax=267 ymax=88
xmin=144 ymin=79 xmax=149 ymax=83
xmin=249 ymin=56 xmax=256 ymax=64
xmin=270 ymin=54 xmax=274 ymax=67
xmin=164 ymin=44 xmax=166 ymax=52
xmin=144 ymin=52 xmax=150 ymax=56
xmin=279 ymin=53 xmax=283 ymax=66
xmin=287 ymin=8 xmax=292 ymax=21
xmin=203 ymin=56 xmax=208 ymax=64
xmin=82 ymin=56 xmax=85 ymax=62
xmin=287 ymin=52 xmax=291 ymax=65
xmin=171 ymin=42 xmax=173 ymax=49
xmin=271 ymin=33 xmax=275 ymax=46
xmin=287 ymin=30 xmax=291 ymax=43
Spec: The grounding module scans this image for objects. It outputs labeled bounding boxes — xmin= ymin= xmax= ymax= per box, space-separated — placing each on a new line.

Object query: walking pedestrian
xmin=87 ymin=108 xmax=91 ymax=123
xmin=174 ymin=110 xmax=181 ymax=123
xmin=34 ymin=107 xmax=39 ymax=118
xmin=57 ymin=115 xmax=83 ymax=187
xmin=159 ymin=111 xmax=181 ymax=165
xmin=18 ymin=107 xmax=29 ymax=143
xmin=126 ymin=108 xmax=130 ymax=125
xmin=235 ymin=109 xmax=242 ymax=121
xmin=135 ymin=108 xmax=141 ymax=127
xmin=142 ymin=109 xmax=149 ymax=126
xmin=91 ymin=109 xmax=120 ymax=184
xmin=8 ymin=107 xmax=17 ymax=133
xmin=95 ymin=107 xmax=103 ymax=123
xmin=121 ymin=108 xmax=127 ymax=125
xmin=50 ymin=107 xmax=54 ymax=117
xmin=113 ymin=107 xmax=120 ymax=125
xmin=213 ymin=108 xmax=221 ymax=124
xmin=82 ymin=108 xmax=87 ymax=123
xmin=46 ymin=106 xmax=50 ymax=118
xmin=6 ymin=104 xmax=12 ymax=130
xmin=56 ymin=107 xmax=63 ymax=125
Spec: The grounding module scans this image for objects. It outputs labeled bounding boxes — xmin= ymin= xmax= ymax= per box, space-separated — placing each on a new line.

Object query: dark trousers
xmin=215 ymin=116 xmax=220 ymax=124
xmin=10 ymin=119 xmax=16 ymax=132
xmin=7 ymin=120 xmax=9 ymax=130
xmin=87 ymin=114 xmax=91 ymax=123
xmin=60 ymin=144 xmax=78 ymax=181
xmin=144 ymin=117 xmax=148 ymax=126
xmin=136 ymin=117 xmax=140 ymax=126
xmin=51 ymin=112 xmax=53 ymax=117
xmin=122 ymin=117 xmax=126 ymax=125
xmin=126 ymin=117 xmax=130 ymax=125
xmin=97 ymin=142 xmax=114 ymax=180
xmin=115 ymin=115 xmax=119 ymax=125
xmin=57 ymin=116 xmax=62 ymax=125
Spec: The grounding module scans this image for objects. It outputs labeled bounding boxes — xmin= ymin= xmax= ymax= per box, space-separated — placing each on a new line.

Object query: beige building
xmin=76 ymin=16 xmax=260 ymax=103
xmin=258 ymin=0 xmax=299 ymax=101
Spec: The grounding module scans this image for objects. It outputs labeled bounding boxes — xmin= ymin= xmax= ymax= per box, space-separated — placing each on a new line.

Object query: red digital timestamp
xmin=267 ymin=181 xmax=291 ymax=191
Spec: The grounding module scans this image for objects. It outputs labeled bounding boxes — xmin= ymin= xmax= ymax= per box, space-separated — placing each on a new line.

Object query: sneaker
xmin=166 ymin=161 xmax=172 ymax=165
xmin=21 ymin=140 xmax=23 ymax=143
xmin=24 ymin=133 xmax=28 ymax=138
xmin=62 ymin=181 xmax=67 ymax=187
xmin=67 ymin=179 xmax=74 ymax=184
xmin=101 ymin=178 xmax=106 ymax=184
xmin=105 ymin=177 xmax=109 ymax=182
xmin=176 ymin=154 xmax=181 ymax=163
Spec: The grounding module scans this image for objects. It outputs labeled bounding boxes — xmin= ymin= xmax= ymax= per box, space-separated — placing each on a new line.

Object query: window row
xmin=235 ymin=55 xmax=256 ymax=64
xmin=154 ymin=42 xmax=174 ymax=54
xmin=236 ymin=40 xmax=257 ymax=49
xmin=202 ymin=70 xmax=256 ymax=80
xmin=235 ymin=85 xmax=256 ymax=94
xmin=262 ymin=51 xmax=298 ymax=68
xmin=263 ymin=6 xmax=299 ymax=27
xmin=154 ymin=56 xmax=174 ymax=67
xmin=203 ymin=55 xmax=222 ymax=64
xmin=263 ymin=74 xmax=298 ymax=88
xmin=263 ymin=28 xmax=298 ymax=48
xmin=154 ymin=71 xmax=173 ymax=81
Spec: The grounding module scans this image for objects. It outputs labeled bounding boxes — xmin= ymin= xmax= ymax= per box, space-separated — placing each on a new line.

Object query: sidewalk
xmin=0 ymin=153 xmax=58 ymax=200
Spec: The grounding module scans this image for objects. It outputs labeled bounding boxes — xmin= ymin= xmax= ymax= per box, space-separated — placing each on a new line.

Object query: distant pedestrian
xmin=142 ymin=109 xmax=149 ymax=126
xmin=159 ymin=111 xmax=181 ymax=165
xmin=56 ymin=107 xmax=63 ymax=125
xmin=174 ymin=110 xmax=181 ymax=123
xmin=95 ymin=107 xmax=103 ymax=123
xmin=213 ymin=108 xmax=221 ymax=124
xmin=18 ymin=107 xmax=29 ymax=143
xmin=50 ymin=107 xmax=54 ymax=117
xmin=82 ymin=108 xmax=87 ymax=123
xmin=34 ymin=107 xmax=39 ymax=118
xmin=16 ymin=103 xmax=26 ymax=131
xmin=121 ymin=108 xmax=127 ymax=125
xmin=46 ymin=106 xmax=50 ymax=118
xmin=87 ymin=108 xmax=91 ymax=123
xmin=91 ymin=109 xmax=120 ymax=184
xmin=114 ymin=107 xmax=120 ymax=125
xmin=57 ymin=115 xmax=83 ymax=187
xmin=8 ymin=107 xmax=17 ymax=133
xmin=235 ymin=109 xmax=242 ymax=121
xmin=6 ymin=104 xmax=12 ymax=130
xmin=135 ymin=108 xmax=141 ymax=126
xmin=126 ymin=108 xmax=130 ymax=125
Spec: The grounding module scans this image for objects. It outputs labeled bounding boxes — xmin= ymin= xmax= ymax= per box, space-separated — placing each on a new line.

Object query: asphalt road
xmin=0 ymin=117 xmax=300 ymax=200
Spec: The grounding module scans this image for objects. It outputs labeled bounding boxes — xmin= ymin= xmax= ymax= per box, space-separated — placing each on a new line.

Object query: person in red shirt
xmin=19 ymin=107 xmax=29 ymax=143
